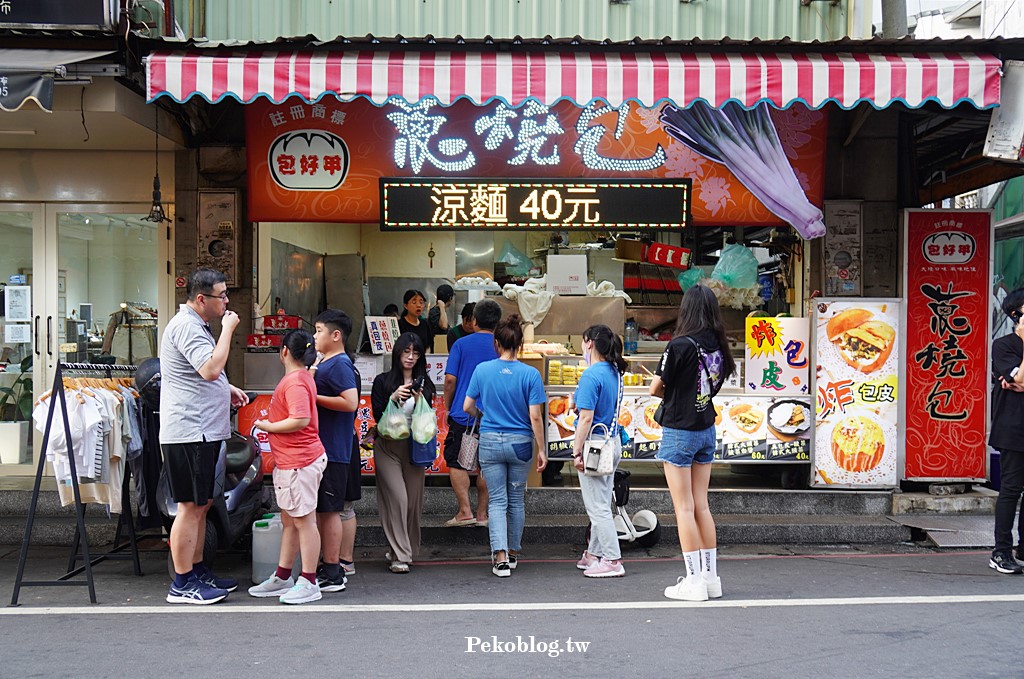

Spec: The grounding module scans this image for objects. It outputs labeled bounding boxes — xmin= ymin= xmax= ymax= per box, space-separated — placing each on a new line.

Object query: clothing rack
xmin=10 ymin=362 xmax=140 ymax=606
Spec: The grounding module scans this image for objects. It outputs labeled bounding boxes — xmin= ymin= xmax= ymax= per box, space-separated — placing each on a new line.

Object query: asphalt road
xmin=1 ymin=543 xmax=1021 ymax=678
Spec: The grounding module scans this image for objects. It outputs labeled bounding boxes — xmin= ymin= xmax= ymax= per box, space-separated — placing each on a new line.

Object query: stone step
xmin=354 ymin=486 xmax=896 ymax=518
xmin=891 ymin=489 xmax=997 ymax=515
xmin=351 ymin=513 xmax=912 ymax=547
xmin=0 ymin=484 xmax=896 ymax=521
xmin=0 ymin=516 xmax=120 ymax=548
xmin=0 ymin=512 xmax=912 ymax=549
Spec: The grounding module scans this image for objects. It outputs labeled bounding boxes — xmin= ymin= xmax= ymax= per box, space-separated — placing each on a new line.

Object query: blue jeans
xmin=478 ymin=432 xmax=533 ymax=555
xmin=657 ymin=425 xmax=716 ymax=468
xmin=578 ymin=440 xmax=622 ymax=560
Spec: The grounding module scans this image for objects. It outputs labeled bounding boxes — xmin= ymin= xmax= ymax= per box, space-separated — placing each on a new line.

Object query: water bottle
xmin=624 ymin=318 xmax=638 ymax=355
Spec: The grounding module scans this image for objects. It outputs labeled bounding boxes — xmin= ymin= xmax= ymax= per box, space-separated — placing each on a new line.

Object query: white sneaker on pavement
xmin=279 ymin=576 xmax=322 ymax=605
xmin=248 ymin=574 xmax=294 ymax=598
xmin=664 ymin=576 xmax=709 ymax=602
xmin=703 ymin=575 xmax=722 ymax=599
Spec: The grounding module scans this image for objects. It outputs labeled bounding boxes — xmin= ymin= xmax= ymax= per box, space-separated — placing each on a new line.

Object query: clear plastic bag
xmin=411 ymin=394 xmax=438 ymax=444
xmin=497 ymin=240 xmax=535 ymax=276
xmin=678 ymin=267 xmax=705 ymax=291
xmin=711 ymin=244 xmax=759 ymax=289
xmin=378 ymin=398 xmax=410 ymax=440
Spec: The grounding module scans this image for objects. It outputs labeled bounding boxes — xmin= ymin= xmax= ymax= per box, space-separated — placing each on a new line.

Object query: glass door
xmin=50 ymin=205 xmax=171 ymax=370
xmin=0 ymin=204 xmax=45 ymax=472
xmin=0 ymin=202 xmax=171 ymax=476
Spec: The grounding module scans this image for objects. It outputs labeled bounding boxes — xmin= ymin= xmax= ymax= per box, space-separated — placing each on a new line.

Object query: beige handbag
xmin=456 ymin=418 xmax=480 ymax=471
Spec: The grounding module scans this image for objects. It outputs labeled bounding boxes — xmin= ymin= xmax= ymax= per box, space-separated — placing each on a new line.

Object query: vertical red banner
xmin=904 ymin=210 xmax=991 ymax=480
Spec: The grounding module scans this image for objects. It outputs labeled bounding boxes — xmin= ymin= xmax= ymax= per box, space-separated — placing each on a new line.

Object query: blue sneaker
xmin=198 ymin=571 xmax=238 ymax=593
xmin=166 ymin=575 xmax=229 ymax=605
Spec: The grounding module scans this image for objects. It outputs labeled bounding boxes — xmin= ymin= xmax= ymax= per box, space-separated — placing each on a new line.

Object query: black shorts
xmin=345 ymin=436 xmax=362 ymax=502
xmin=442 ymin=417 xmax=472 ymax=472
xmin=317 ymin=461 xmax=348 ymax=513
xmin=162 ymin=441 xmax=220 ymax=506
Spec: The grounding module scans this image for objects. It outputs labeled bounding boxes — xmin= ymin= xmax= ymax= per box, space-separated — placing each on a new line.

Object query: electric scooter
xmin=586 ymin=470 xmax=661 ymax=548
xmin=135 ymin=360 xmax=268 ymax=577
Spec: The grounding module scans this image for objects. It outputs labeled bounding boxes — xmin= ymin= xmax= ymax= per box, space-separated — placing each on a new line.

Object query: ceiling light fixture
xmin=144 ymin=106 xmax=170 ymax=224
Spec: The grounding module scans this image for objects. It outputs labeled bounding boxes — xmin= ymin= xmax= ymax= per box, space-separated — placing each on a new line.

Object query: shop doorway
xmin=0 ymin=202 xmax=172 ymax=476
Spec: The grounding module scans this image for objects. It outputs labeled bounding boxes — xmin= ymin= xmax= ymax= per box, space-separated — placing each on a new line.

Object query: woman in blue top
xmin=571 ymin=324 xmax=628 ymax=578
xmin=464 ymin=313 xmax=548 ymax=578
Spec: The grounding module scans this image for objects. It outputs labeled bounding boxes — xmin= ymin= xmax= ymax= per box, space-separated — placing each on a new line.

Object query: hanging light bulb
xmin=144 ymin=106 xmax=170 ymax=224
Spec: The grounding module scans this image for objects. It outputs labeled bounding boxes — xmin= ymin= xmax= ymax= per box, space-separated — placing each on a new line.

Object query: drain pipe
xmin=881 ymin=0 xmax=909 ymax=38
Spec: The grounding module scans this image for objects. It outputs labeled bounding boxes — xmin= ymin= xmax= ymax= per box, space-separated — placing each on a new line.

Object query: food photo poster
xmin=811 ymin=299 xmax=902 ymax=488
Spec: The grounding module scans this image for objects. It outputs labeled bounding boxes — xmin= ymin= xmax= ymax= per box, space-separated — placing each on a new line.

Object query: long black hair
xmin=674 ymin=285 xmax=736 ymax=379
xmin=583 ymin=324 xmax=628 ymax=375
xmin=281 ymin=329 xmax=317 ymax=368
xmin=382 ymin=331 xmax=428 ymax=395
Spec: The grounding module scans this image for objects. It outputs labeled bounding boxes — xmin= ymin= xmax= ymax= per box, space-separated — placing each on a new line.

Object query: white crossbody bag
xmin=582 ymin=372 xmax=624 ymax=477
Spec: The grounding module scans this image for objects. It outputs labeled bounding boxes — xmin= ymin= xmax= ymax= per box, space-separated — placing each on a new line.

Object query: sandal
xmin=443 ymin=516 xmax=478 ymax=527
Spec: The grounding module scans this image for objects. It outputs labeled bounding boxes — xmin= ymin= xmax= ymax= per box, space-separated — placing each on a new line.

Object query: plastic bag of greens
xmin=711 ymin=244 xmax=759 ymax=289
xmin=378 ymin=398 xmax=410 ymax=440
xmin=411 ymin=394 xmax=438 ymax=444
xmin=678 ymin=267 xmax=705 ymax=291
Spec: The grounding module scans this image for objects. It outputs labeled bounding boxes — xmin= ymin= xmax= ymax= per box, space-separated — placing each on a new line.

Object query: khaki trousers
xmin=374 ymin=436 xmax=426 ymax=564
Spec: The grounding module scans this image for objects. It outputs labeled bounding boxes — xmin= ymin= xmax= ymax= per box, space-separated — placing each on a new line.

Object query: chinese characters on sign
xmin=812 ymin=299 xmax=901 ymax=488
xmin=544 ymin=393 xmax=809 ymax=462
xmin=903 ymin=211 xmax=990 ymax=481
xmin=381 ymin=178 xmax=691 ymax=230
xmin=744 ymin=317 xmax=810 ymax=396
xmin=365 ymin=316 xmax=402 ymax=355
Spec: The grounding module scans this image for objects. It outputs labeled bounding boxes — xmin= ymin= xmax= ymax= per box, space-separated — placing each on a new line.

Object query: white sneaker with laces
xmin=279 ymin=576 xmax=322 ymax=605
xmin=248 ymin=574 xmax=294 ymax=598
xmin=664 ymin=576 xmax=709 ymax=602
xmin=703 ymin=575 xmax=722 ymax=599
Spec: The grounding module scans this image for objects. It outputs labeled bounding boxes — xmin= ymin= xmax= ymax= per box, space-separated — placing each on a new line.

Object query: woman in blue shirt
xmin=571 ymin=324 xmax=627 ymax=578
xmin=464 ymin=313 xmax=548 ymax=577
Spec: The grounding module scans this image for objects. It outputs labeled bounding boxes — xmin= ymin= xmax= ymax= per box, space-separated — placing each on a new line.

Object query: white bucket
xmin=251 ymin=514 xmax=302 ymax=584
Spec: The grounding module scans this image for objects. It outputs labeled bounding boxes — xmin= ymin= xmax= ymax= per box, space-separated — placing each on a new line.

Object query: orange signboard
xmin=246 ymin=97 xmax=826 ymax=225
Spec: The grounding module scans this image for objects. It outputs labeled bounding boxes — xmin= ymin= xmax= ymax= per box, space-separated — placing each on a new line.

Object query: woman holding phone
xmin=370 ymin=332 xmax=436 ymax=574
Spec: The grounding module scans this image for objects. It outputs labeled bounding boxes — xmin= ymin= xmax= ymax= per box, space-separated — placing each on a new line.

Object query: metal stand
xmin=64 ymin=473 xmax=143 ymax=579
xmin=9 ymin=362 xmax=139 ymax=606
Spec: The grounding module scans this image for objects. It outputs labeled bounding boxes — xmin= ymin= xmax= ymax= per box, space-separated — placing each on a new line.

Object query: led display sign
xmin=380 ymin=178 xmax=691 ymax=231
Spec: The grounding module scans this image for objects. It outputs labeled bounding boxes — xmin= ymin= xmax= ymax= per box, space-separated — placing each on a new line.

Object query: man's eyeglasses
xmin=201 ymin=292 xmax=229 ymax=302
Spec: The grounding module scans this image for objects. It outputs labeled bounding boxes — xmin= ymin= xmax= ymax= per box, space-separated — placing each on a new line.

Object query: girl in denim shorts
xmin=648 ymin=286 xmax=735 ymax=602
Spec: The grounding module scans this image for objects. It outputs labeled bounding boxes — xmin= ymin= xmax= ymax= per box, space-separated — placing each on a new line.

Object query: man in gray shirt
xmin=161 ymin=267 xmax=249 ymax=604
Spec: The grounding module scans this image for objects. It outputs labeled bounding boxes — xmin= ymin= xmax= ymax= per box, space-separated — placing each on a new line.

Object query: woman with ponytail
xmin=571 ymin=324 xmax=628 ymax=578
xmin=250 ymin=329 xmax=328 ymax=605
xmin=463 ymin=314 xmax=548 ymax=578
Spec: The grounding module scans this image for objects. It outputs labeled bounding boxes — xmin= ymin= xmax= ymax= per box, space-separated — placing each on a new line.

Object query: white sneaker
xmin=248 ymin=574 xmax=294 ymax=598
xmin=664 ymin=576 xmax=709 ymax=602
xmin=703 ymin=575 xmax=722 ymax=599
xmin=279 ymin=576 xmax=322 ymax=605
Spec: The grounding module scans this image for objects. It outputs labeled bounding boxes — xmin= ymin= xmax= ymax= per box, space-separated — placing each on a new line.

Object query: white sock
xmin=701 ymin=548 xmax=718 ymax=580
xmin=683 ymin=550 xmax=701 ymax=582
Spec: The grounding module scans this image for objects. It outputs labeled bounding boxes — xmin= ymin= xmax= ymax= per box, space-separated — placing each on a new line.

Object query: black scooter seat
xmin=224 ymin=434 xmax=257 ymax=474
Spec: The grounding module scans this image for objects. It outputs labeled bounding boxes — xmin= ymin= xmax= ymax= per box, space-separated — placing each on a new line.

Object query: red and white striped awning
xmin=146 ymin=50 xmax=1002 ymax=110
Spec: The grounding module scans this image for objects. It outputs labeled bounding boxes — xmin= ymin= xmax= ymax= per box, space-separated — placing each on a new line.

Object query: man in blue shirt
xmin=442 ymin=299 xmax=501 ymax=527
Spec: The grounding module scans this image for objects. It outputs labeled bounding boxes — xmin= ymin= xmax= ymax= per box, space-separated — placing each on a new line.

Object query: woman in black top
xmin=370 ymin=332 xmax=436 ymax=574
xmin=989 ymin=289 xmax=1024 ymax=574
xmin=649 ymin=285 xmax=734 ymax=602
xmin=397 ymin=289 xmax=433 ymax=354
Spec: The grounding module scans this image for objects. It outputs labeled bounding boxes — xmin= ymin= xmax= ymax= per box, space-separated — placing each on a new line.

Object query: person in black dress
xmin=397 ymin=289 xmax=433 ymax=353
